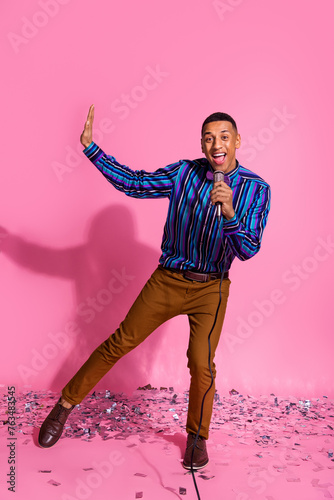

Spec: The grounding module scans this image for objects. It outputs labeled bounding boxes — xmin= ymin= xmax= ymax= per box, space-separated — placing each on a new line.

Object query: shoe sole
xmin=182 ymin=459 xmax=209 ymax=471
xmin=38 ymin=438 xmax=60 ymax=449
xmin=38 ymin=437 xmax=61 ymax=449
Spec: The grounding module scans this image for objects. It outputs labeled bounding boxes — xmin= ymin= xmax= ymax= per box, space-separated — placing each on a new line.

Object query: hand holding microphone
xmin=210 ymin=171 xmax=235 ymax=221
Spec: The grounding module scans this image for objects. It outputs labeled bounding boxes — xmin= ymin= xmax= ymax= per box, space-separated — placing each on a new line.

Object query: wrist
xmin=224 ymin=209 xmax=235 ymax=221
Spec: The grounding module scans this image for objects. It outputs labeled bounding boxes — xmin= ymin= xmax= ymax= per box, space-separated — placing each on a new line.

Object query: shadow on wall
xmin=1 ymin=205 xmax=168 ymax=394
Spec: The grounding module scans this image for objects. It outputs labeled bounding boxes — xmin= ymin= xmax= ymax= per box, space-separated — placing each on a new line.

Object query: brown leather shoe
xmin=38 ymin=398 xmax=75 ymax=448
xmin=182 ymin=433 xmax=209 ymax=470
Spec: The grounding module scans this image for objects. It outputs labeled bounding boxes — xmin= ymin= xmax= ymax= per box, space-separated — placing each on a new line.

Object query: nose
xmin=213 ymin=138 xmax=223 ymax=149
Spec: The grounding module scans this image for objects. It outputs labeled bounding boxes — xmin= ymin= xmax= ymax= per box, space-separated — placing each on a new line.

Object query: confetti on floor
xmin=0 ymin=388 xmax=333 ymax=500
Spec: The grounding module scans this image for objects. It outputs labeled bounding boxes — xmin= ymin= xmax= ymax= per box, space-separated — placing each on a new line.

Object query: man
xmin=38 ymin=106 xmax=271 ymax=470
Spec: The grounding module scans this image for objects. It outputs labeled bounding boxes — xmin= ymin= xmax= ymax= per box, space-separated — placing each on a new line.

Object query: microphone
xmin=213 ymin=171 xmax=231 ymax=220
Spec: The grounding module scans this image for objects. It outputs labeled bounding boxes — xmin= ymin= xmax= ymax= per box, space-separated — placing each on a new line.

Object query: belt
xmin=159 ymin=265 xmax=229 ymax=283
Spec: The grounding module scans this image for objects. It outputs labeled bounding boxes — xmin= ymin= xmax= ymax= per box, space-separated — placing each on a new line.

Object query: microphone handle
xmin=213 ymin=171 xmax=225 ymax=220
xmin=217 ymin=202 xmax=222 ymax=219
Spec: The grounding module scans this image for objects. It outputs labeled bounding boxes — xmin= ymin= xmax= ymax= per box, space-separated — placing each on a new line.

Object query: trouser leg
xmin=185 ymin=278 xmax=231 ymax=439
xmin=62 ymin=267 xmax=184 ymax=405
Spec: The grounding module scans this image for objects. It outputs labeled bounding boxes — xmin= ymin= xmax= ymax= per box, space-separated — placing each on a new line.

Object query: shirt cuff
xmin=83 ymin=142 xmax=111 ymax=165
xmin=223 ymin=213 xmax=241 ymax=234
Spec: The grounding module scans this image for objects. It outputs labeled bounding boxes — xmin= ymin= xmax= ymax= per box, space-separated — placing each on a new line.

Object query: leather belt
xmin=159 ymin=265 xmax=229 ymax=282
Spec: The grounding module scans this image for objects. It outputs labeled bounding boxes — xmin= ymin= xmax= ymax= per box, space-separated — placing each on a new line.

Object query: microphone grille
xmin=213 ymin=171 xmax=224 ymax=183
xmin=207 ymin=170 xmax=231 ymax=185
xmin=213 ymin=171 xmax=230 ymax=186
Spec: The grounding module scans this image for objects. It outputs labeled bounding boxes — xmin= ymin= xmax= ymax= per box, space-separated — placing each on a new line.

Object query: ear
xmin=200 ymin=137 xmax=204 ymax=153
xmin=235 ymin=133 xmax=241 ymax=149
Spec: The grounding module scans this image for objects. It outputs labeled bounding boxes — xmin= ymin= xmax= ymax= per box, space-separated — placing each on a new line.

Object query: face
xmin=201 ymin=121 xmax=241 ymax=173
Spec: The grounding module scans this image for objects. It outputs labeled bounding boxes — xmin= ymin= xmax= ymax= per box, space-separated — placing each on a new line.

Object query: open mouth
xmin=212 ymin=153 xmax=226 ymax=165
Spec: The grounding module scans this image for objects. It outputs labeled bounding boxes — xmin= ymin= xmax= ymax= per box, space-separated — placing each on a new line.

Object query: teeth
xmin=213 ymin=153 xmax=226 ymax=157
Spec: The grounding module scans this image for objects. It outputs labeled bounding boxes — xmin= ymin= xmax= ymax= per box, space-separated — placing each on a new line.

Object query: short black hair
xmin=201 ymin=112 xmax=238 ymax=135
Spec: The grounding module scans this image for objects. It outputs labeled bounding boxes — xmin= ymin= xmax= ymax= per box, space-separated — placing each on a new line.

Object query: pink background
xmin=1 ymin=0 xmax=333 ymax=398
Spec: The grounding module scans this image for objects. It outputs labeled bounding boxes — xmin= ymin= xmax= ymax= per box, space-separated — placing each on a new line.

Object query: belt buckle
xmin=183 ymin=270 xmax=208 ymax=282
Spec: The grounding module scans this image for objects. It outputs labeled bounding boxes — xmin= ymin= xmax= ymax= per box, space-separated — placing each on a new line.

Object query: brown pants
xmin=62 ymin=266 xmax=230 ymax=439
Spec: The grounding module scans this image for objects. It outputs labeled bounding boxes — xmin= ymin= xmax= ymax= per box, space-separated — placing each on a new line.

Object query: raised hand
xmin=80 ymin=104 xmax=95 ymax=148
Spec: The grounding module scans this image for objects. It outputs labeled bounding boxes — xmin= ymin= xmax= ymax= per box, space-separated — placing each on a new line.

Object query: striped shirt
xmin=83 ymin=142 xmax=271 ymax=273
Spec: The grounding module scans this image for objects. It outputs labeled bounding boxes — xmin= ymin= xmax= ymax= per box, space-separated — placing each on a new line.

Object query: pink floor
xmin=1 ymin=388 xmax=333 ymax=500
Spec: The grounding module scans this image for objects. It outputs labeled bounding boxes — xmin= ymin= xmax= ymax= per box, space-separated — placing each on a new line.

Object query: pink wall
xmin=1 ymin=0 xmax=333 ymax=398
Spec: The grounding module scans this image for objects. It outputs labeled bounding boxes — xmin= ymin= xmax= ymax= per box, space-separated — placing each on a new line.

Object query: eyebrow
xmin=203 ymin=130 xmax=230 ymax=136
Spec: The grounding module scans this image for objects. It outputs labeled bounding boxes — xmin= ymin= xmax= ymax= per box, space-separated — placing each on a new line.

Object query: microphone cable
xmin=190 ymin=223 xmax=228 ymax=499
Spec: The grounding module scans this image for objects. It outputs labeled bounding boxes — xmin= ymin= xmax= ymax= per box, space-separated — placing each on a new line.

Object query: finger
xmin=86 ymin=104 xmax=94 ymax=120
xmin=89 ymin=104 xmax=94 ymax=122
xmin=86 ymin=104 xmax=95 ymax=126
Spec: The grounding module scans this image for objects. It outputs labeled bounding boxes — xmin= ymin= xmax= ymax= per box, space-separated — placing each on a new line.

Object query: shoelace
xmin=188 ymin=436 xmax=204 ymax=450
xmin=54 ymin=403 xmax=72 ymax=421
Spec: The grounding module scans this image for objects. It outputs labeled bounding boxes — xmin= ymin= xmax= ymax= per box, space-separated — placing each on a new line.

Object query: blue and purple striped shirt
xmin=83 ymin=142 xmax=271 ymax=273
